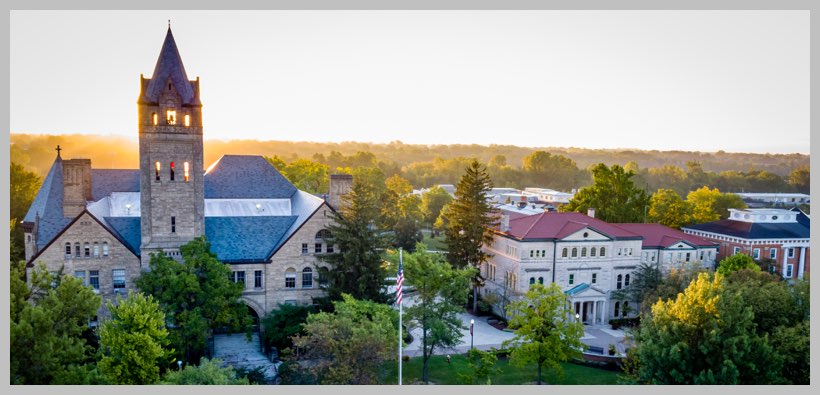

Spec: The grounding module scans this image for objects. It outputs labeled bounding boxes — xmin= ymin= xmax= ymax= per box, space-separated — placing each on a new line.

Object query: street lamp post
xmin=470 ymin=319 xmax=475 ymax=350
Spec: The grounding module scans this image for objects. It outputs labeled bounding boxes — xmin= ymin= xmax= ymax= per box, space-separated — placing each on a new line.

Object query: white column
xmin=797 ymin=247 xmax=806 ymax=279
xmin=592 ymin=301 xmax=598 ymax=325
xmin=782 ymin=248 xmax=789 ymax=278
xmin=601 ymin=300 xmax=608 ymax=325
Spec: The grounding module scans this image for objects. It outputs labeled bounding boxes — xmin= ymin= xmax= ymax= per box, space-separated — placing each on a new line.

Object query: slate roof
xmin=684 ymin=219 xmax=810 ymax=240
xmin=142 ymin=28 xmax=198 ymax=105
xmin=205 ymin=216 xmax=298 ymax=263
xmin=23 ymin=155 xmax=73 ymax=250
xmin=205 ymin=155 xmax=297 ymax=199
xmin=505 ymin=212 xmax=641 ymax=241
xmin=613 ymin=223 xmax=717 ymax=248
xmin=104 ymin=217 xmax=142 ymax=256
xmin=92 ymin=169 xmax=140 ymax=200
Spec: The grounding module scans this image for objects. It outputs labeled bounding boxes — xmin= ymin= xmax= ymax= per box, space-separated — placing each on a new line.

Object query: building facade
xmin=22 ymin=28 xmax=345 ymax=321
xmin=613 ymin=223 xmax=719 ymax=273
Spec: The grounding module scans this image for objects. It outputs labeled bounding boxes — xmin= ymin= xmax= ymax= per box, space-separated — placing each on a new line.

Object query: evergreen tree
xmin=443 ymin=160 xmax=498 ymax=309
xmin=320 ymin=176 xmax=389 ymax=303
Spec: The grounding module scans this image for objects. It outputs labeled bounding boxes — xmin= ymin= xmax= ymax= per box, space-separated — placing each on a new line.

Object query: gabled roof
xmin=684 ymin=219 xmax=810 ymax=240
xmin=92 ymin=169 xmax=140 ymax=200
xmin=505 ymin=212 xmax=640 ymax=241
xmin=142 ymin=28 xmax=197 ymax=105
xmin=205 ymin=216 xmax=298 ymax=263
xmin=23 ymin=154 xmax=72 ymax=250
xmin=204 ymin=155 xmax=297 ymax=199
xmin=565 ymin=283 xmax=607 ymax=297
xmin=614 ymin=223 xmax=717 ymax=248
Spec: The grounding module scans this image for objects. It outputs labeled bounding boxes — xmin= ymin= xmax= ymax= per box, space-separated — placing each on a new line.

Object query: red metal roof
xmin=505 ymin=212 xmax=640 ymax=240
xmin=613 ymin=223 xmax=717 ymax=248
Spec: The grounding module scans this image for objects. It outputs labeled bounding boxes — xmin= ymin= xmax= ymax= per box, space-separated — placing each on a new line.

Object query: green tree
xmin=561 ymin=163 xmax=650 ymax=223
xmin=788 ymin=165 xmax=809 ymax=194
xmin=458 ymin=348 xmax=500 ymax=385
xmin=292 ymin=294 xmax=398 ymax=384
xmin=136 ymin=236 xmax=251 ymax=365
xmin=98 ymin=291 xmax=170 ymax=385
xmin=647 ymin=165 xmax=690 ymax=196
xmin=503 ymin=283 xmax=584 ymax=385
xmin=260 ymin=303 xmax=315 ymax=354
xmin=611 ymin=262 xmax=662 ymax=316
xmin=10 ymin=262 xmax=101 ymax=384
xmin=397 ymin=245 xmax=475 ymax=383
xmin=522 ymin=150 xmax=583 ymax=191
xmin=444 ymin=160 xmax=498 ymax=310
xmin=647 ymin=188 xmax=692 ymax=228
xmin=319 ymin=175 xmax=389 ymax=303
xmin=770 ymin=321 xmax=810 ymax=385
xmin=686 ymin=186 xmax=746 ymax=223
xmin=384 ymin=175 xmax=424 ymax=251
xmin=633 ymin=273 xmax=780 ymax=384
xmin=716 ymin=253 xmax=760 ymax=276
xmin=10 ymin=162 xmax=41 ymax=262
xmin=161 ymin=358 xmax=249 ymax=385
xmin=284 ymin=158 xmax=329 ymax=194
xmin=724 ymin=269 xmax=798 ymax=334
xmin=420 ymin=186 xmax=453 ymax=232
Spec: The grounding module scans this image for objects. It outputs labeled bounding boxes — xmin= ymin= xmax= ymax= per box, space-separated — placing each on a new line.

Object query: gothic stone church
xmin=22 ymin=28 xmax=347 ymax=321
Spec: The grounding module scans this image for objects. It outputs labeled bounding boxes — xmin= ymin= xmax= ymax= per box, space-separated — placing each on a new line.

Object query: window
xmin=529 ymin=277 xmax=535 ymax=286
xmin=617 ymin=248 xmax=622 ymax=256
xmin=592 ymin=273 xmax=597 ymax=284
xmin=152 ymin=112 xmax=158 ymax=125
xmin=89 ymin=270 xmax=99 ymax=291
xmin=166 ymin=109 xmax=177 ymax=125
xmin=733 ymin=247 xmax=741 ymax=255
xmin=301 ymin=243 xmax=308 ymax=254
xmin=685 ymin=252 xmax=691 ymax=262
xmin=591 ymin=247 xmax=597 ymax=257
xmin=316 ymin=229 xmax=331 ymax=241
xmin=75 ymin=242 xmax=81 ymax=257
xmin=112 ymin=269 xmax=126 ymax=291
xmin=622 ymin=301 xmax=629 ymax=317
xmin=302 ymin=268 xmax=313 ymax=288
xmin=75 ymin=271 xmax=86 ymax=286
xmin=315 ymin=243 xmax=322 ymax=254
xmin=753 ymin=248 xmax=760 ymax=260
xmin=788 ymin=248 xmax=795 ymax=258
xmin=184 ymin=162 xmax=190 ymax=182
xmin=530 ymin=250 xmax=534 ymax=258
xmin=786 ymin=264 xmax=794 ymax=277
xmin=155 ymin=161 xmax=161 ymax=181
xmin=170 ymin=162 xmax=175 ymax=181
xmin=184 ymin=114 xmax=191 ymax=127
xmin=93 ymin=242 xmax=100 ymax=258
xmin=84 ymin=242 xmax=91 ymax=258
xmin=103 ymin=242 xmax=109 ymax=257
xmin=254 ymin=270 xmax=263 ymax=288
xmin=326 ymin=244 xmax=334 ymax=254
xmin=171 ymin=216 xmax=176 ymax=233
xmin=285 ymin=268 xmax=296 ymax=289
xmin=568 ymin=274 xmax=575 ymax=285
xmin=581 ymin=247 xmax=587 ymax=257
xmin=625 ymin=274 xmax=630 ymax=287
xmin=600 ymin=247 xmax=605 ymax=257
xmin=538 ymin=277 xmax=544 ymax=284
xmin=770 ymin=248 xmax=777 ymax=259
xmin=616 ymin=274 xmax=623 ymax=290
xmin=571 ymin=248 xmax=578 ymax=258
xmin=541 ymin=250 xmax=546 ymax=257
xmin=699 ymin=251 xmax=704 ymax=261
xmin=65 ymin=242 xmax=72 ymax=258
xmin=231 ymin=271 xmax=246 ymax=286
xmin=562 ymin=248 xmax=568 ymax=258
xmin=614 ymin=302 xmax=620 ymax=317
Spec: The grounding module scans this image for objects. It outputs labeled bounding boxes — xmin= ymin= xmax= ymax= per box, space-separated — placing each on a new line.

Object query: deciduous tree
xmin=647 ymin=189 xmax=691 ymax=228
xmin=420 ymin=186 xmax=453 ymax=233
xmin=562 ymin=163 xmax=650 ymax=223
xmin=716 ymin=253 xmax=760 ymax=276
xmin=161 ymin=358 xmax=249 ymax=385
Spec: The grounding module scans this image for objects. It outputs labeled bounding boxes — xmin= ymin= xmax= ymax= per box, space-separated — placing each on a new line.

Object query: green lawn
xmin=379 ymin=354 xmax=623 ymax=385
xmin=420 ymin=230 xmax=447 ymax=251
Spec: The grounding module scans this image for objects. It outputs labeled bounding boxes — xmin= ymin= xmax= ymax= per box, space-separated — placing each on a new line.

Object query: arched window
xmin=581 ymin=247 xmax=587 ymax=257
xmin=529 ymin=277 xmax=535 ymax=286
xmin=538 ymin=277 xmax=544 ymax=284
xmin=622 ymin=301 xmax=629 ymax=317
xmin=102 ymin=242 xmax=109 ymax=257
xmin=151 ymin=112 xmax=158 ymax=125
xmin=155 ymin=161 xmax=161 ymax=181
xmin=616 ymin=274 xmax=623 ymax=290
xmin=184 ymin=114 xmax=191 ymax=127
xmin=285 ymin=268 xmax=296 ymax=289
xmin=614 ymin=302 xmax=620 ymax=317
xmin=166 ymin=109 xmax=177 ymax=125
xmin=93 ymin=242 xmax=100 ymax=258
xmin=625 ymin=274 xmax=631 ymax=287
xmin=74 ymin=242 xmax=81 ymax=257
xmin=591 ymin=247 xmax=597 ymax=257
xmin=599 ymin=247 xmax=606 ymax=257
xmin=302 ymin=267 xmax=313 ymax=288
xmin=316 ymin=230 xmax=332 ymax=240
xmin=65 ymin=242 xmax=72 ymax=258
xmin=571 ymin=248 xmax=578 ymax=258
xmin=170 ymin=162 xmax=175 ymax=181
xmin=184 ymin=162 xmax=190 ymax=182
xmin=562 ymin=248 xmax=568 ymax=258
xmin=83 ymin=242 xmax=90 ymax=258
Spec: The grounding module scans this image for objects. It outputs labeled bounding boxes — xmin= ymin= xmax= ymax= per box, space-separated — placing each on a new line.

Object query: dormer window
xmin=155 ymin=162 xmax=161 ymax=181
xmin=166 ymin=110 xmax=177 ymax=125
xmin=184 ymin=114 xmax=191 ymax=127
xmin=184 ymin=162 xmax=190 ymax=182
xmin=170 ymin=162 xmax=175 ymax=181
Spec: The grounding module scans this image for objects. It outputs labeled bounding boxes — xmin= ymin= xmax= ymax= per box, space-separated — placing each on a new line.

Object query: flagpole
xmin=398 ymin=248 xmax=403 ymax=386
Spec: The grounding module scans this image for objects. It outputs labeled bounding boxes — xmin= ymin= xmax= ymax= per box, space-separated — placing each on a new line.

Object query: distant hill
xmin=11 ymin=133 xmax=808 ymax=179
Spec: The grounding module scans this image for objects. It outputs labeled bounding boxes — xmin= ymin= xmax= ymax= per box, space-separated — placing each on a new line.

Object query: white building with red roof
xmin=613 ymin=223 xmax=719 ymax=273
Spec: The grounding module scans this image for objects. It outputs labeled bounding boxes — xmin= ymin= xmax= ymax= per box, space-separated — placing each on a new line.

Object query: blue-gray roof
xmin=143 ymin=28 xmax=197 ymax=105
xmin=565 ymin=283 xmax=590 ymax=296
xmin=205 ymin=155 xmax=297 ymax=199
xmin=24 ymin=156 xmax=72 ymax=250
xmin=92 ymin=169 xmax=140 ymax=200
xmin=104 ymin=217 xmax=142 ymax=256
xmin=685 ymin=219 xmax=809 ymax=240
xmin=205 ymin=216 xmax=298 ymax=263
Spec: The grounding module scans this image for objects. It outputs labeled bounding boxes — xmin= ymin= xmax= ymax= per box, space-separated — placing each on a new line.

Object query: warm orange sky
xmin=10 ymin=10 xmax=810 ymax=154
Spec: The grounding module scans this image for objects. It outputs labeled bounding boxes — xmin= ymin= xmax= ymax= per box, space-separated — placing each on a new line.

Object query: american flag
xmin=396 ymin=259 xmax=404 ymax=305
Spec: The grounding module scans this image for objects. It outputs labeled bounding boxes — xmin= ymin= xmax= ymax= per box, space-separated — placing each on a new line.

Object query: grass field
xmin=420 ymin=230 xmax=447 ymax=251
xmin=379 ymin=354 xmax=623 ymax=385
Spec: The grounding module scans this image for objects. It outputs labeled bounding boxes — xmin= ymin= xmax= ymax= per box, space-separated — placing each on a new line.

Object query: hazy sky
xmin=10 ymin=10 xmax=809 ymax=154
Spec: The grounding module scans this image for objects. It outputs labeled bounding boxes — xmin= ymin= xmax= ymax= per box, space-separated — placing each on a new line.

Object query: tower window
xmin=166 ymin=110 xmax=177 ymax=125
xmin=184 ymin=114 xmax=191 ymax=127
xmin=152 ymin=112 xmax=158 ymax=125
xmin=184 ymin=162 xmax=190 ymax=182
xmin=155 ymin=162 xmax=161 ymax=181
xmin=170 ymin=162 xmax=175 ymax=181
xmin=171 ymin=216 xmax=176 ymax=233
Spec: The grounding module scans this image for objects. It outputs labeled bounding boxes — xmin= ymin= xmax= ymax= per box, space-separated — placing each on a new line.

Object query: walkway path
xmin=213 ymin=333 xmax=280 ymax=383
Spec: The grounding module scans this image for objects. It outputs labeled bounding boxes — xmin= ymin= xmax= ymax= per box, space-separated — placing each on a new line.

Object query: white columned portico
xmin=797 ymin=246 xmax=806 ymax=279
xmin=782 ymin=248 xmax=790 ymax=278
xmin=592 ymin=300 xmax=597 ymax=324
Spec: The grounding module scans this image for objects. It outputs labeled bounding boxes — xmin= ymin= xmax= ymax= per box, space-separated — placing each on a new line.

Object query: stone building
xmin=21 ymin=27 xmax=347 ymax=323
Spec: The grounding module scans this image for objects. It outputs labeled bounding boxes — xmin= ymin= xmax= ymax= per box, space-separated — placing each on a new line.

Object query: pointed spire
xmin=143 ymin=26 xmax=196 ymax=104
xmin=55 ymin=145 xmax=62 ymax=159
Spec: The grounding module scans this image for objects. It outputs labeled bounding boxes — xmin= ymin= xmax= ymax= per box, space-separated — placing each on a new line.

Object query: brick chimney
xmin=587 ymin=208 xmax=596 ymax=218
xmin=63 ymin=158 xmax=93 ymax=218
xmin=328 ymin=174 xmax=353 ymax=211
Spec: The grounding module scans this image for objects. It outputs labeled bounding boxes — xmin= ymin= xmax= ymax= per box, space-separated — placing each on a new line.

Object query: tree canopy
xmin=716 ymin=253 xmax=760 ymax=276
xmin=562 ymin=163 xmax=650 ymax=223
